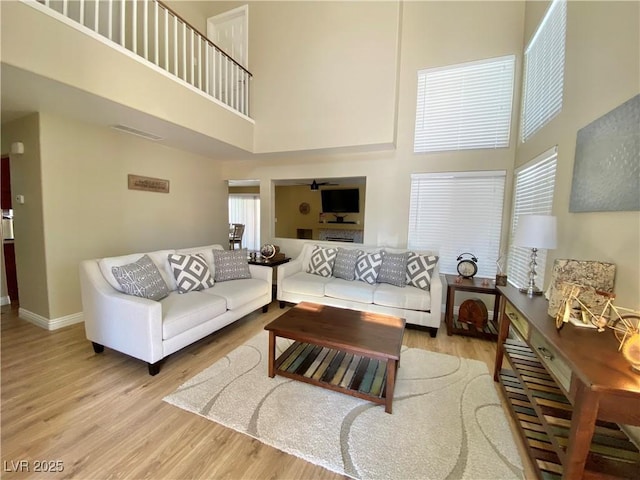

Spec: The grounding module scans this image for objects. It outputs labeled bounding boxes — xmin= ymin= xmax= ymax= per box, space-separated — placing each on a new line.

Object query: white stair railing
xmin=35 ymin=0 xmax=251 ymax=117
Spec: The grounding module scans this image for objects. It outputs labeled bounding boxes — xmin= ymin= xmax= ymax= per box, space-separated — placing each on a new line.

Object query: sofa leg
xmin=279 ymin=301 xmax=285 ymax=309
xmin=92 ymin=342 xmax=104 ymax=354
xmin=428 ymin=327 xmax=438 ymax=338
xmin=262 ymin=304 xmax=269 ymax=313
xmin=148 ymin=361 xmax=162 ymax=376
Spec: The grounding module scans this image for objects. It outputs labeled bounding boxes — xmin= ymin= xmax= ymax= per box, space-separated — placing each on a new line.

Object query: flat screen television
xmin=321 ymin=189 xmax=359 ymax=213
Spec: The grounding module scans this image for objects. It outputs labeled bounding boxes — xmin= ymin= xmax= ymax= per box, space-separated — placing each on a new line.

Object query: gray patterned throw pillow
xmin=168 ymin=253 xmax=215 ymax=293
xmin=406 ymin=253 xmax=439 ymax=290
xmin=332 ymin=248 xmax=361 ymax=280
xmin=377 ymin=251 xmax=409 ymax=287
xmin=111 ymin=254 xmax=170 ymax=301
xmin=307 ymin=245 xmax=338 ymax=277
xmin=212 ymin=249 xmax=251 ymax=282
xmin=354 ymin=251 xmax=383 ymax=284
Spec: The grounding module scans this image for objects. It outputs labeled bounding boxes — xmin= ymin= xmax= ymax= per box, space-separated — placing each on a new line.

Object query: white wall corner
xmin=0 ymin=296 xmax=11 ymax=306
xmin=18 ymin=308 xmax=83 ymax=330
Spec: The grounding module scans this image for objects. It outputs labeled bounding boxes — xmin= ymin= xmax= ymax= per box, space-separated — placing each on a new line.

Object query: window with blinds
xmin=407 ymin=171 xmax=506 ymax=277
xmin=507 ymin=147 xmax=558 ymax=289
xmin=414 ymin=55 xmax=515 ymax=153
xmin=520 ymin=0 xmax=567 ymax=142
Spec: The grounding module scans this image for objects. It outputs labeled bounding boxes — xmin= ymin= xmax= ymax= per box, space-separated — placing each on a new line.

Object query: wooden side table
xmin=444 ymin=274 xmax=499 ymax=340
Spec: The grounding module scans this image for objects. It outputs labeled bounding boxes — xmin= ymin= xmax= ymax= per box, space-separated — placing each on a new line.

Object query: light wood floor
xmin=1 ymin=301 xmax=536 ymax=479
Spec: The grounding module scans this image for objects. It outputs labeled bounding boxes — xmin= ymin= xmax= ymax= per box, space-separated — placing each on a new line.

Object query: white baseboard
xmin=0 ymin=296 xmax=11 ymax=306
xmin=18 ymin=308 xmax=84 ymax=331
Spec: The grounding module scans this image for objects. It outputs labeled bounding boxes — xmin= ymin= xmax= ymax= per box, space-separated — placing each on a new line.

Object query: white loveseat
xmin=277 ymin=242 xmax=442 ymax=336
xmin=79 ymin=244 xmax=272 ymax=375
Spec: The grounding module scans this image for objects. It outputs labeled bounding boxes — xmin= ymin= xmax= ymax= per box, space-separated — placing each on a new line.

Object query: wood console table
xmin=494 ymin=285 xmax=640 ymax=479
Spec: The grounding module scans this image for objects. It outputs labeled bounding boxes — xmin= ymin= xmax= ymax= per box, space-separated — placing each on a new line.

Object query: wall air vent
xmin=111 ymin=124 xmax=163 ymax=141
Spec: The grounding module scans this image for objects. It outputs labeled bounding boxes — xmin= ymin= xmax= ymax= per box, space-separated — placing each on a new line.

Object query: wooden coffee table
xmin=264 ymin=302 xmax=406 ymax=413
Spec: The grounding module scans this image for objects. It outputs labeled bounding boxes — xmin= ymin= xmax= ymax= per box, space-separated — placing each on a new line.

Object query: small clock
xmin=456 ymin=252 xmax=478 ymax=278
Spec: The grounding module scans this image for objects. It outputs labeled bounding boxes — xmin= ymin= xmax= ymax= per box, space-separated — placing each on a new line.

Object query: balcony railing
xmin=34 ymin=0 xmax=252 ymax=117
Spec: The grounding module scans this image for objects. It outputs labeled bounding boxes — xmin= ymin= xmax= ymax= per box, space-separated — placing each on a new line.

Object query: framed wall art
xmin=569 ymin=94 xmax=639 ymax=213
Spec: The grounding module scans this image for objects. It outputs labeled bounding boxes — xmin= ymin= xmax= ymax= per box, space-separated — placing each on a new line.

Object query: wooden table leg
xmin=445 ymin=284 xmax=455 ymax=336
xmin=268 ymin=331 xmax=275 ymax=378
xmin=385 ymin=359 xmax=397 ymax=414
xmin=564 ymin=383 xmax=599 ymax=479
xmin=493 ymin=294 xmax=508 ymax=382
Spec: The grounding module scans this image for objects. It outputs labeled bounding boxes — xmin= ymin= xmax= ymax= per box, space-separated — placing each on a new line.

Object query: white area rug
xmin=164 ymin=331 xmax=523 ymax=480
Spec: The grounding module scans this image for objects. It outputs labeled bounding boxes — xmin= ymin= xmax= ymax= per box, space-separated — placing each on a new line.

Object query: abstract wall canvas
xmin=569 ymin=94 xmax=640 ymax=212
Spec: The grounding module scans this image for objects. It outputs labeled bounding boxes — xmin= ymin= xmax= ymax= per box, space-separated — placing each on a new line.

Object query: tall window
xmin=507 ymin=147 xmax=558 ymax=289
xmin=228 ymin=194 xmax=260 ymax=251
xmin=520 ymin=0 xmax=567 ymax=142
xmin=414 ymin=55 xmax=515 ymax=153
xmin=407 ymin=171 xmax=506 ymax=277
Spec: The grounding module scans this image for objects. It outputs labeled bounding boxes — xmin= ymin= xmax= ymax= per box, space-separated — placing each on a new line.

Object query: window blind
xmin=407 ymin=171 xmax=506 ymax=277
xmin=414 ymin=55 xmax=515 ymax=153
xmin=520 ymin=0 xmax=566 ymax=142
xmin=507 ymin=147 xmax=558 ymax=289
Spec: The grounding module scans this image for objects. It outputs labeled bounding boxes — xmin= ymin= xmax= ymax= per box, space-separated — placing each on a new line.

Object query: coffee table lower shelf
xmin=272 ymin=340 xmax=393 ymax=411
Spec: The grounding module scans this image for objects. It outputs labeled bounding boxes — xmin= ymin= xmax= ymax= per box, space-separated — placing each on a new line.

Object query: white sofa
xmin=79 ymin=244 xmax=272 ymax=375
xmin=277 ymin=242 xmax=443 ymax=336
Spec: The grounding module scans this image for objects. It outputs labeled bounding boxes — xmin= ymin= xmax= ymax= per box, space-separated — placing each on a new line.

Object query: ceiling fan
xmin=298 ymin=179 xmax=339 ymax=190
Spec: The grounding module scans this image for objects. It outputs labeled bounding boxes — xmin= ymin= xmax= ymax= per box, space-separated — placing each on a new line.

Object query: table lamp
xmin=513 ymin=214 xmax=557 ymax=296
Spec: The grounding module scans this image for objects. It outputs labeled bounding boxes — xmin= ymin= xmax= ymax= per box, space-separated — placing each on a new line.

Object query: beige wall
xmin=1 ymin=113 xmax=228 ymax=322
xmin=247 ymin=1 xmax=400 ymax=153
xmin=222 ymin=1 xmax=526 ymax=260
xmin=1 ymin=114 xmax=49 ymax=317
xmin=516 ymin=1 xmax=640 ymax=307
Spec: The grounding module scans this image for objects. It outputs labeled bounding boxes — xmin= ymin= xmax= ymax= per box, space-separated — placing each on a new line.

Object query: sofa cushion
xmin=307 ymin=245 xmax=338 ymax=277
xmin=212 ymin=249 xmax=251 ymax=282
xmin=373 ymin=283 xmax=432 ymax=311
xmin=325 ymin=278 xmax=375 ymax=304
xmin=99 ymin=249 xmax=176 ymax=292
xmin=355 ymin=251 xmax=383 ymax=284
xmin=377 ymin=251 xmax=409 ymax=287
xmin=161 ymin=291 xmax=227 ymax=339
xmin=332 ymin=248 xmax=361 ymax=281
xmin=111 ymin=254 xmax=170 ymax=301
xmin=201 ymin=278 xmax=269 ymax=310
xmin=168 ymin=253 xmax=215 ymax=293
xmin=406 ymin=253 xmax=439 ymax=290
xmin=281 ymin=271 xmax=333 ymax=297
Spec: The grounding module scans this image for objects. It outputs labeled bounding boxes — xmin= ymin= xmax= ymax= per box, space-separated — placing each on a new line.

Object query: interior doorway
xmin=207 ymin=5 xmax=248 ymax=68
xmin=207 ymin=5 xmax=248 ymax=100
xmin=1 ymin=155 xmax=18 ymax=306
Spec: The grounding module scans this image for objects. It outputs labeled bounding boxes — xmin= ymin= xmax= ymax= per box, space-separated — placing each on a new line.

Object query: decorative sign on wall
xmin=128 ymin=174 xmax=170 ymax=193
xmin=569 ymin=94 xmax=640 ymax=212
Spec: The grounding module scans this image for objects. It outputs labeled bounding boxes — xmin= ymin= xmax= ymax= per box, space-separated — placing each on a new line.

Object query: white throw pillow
xmin=406 ymin=253 xmax=439 ymax=290
xmin=355 ymin=251 xmax=383 ymax=284
xmin=111 ymin=254 xmax=170 ymax=301
xmin=307 ymin=245 xmax=338 ymax=278
xmin=168 ymin=253 xmax=215 ymax=293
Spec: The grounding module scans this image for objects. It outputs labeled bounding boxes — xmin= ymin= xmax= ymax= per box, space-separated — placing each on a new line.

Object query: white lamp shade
xmin=513 ymin=215 xmax=557 ymax=249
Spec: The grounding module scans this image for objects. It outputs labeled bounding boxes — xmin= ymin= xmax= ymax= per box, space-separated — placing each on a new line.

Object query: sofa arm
xmin=276 ymin=260 xmax=302 ymax=300
xmin=249 ymin=264 xmax=273 ymax=284
xmin=429 ymin=268 xmax=444 ymax=324
xmin=79 ymin=260 xmax=164 ymax=364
